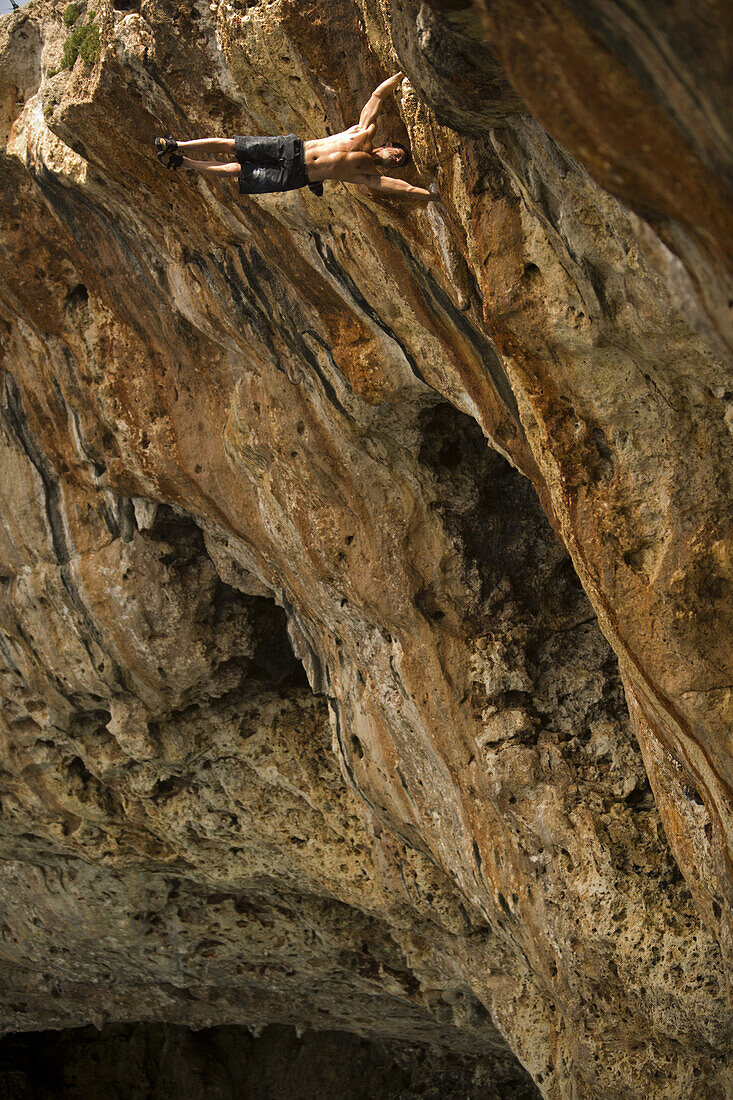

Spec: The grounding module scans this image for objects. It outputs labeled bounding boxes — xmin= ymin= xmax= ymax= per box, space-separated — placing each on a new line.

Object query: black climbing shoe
xmin=158 ymin=148 xmax=183 ymax=170
xmin=155 ymin=135 xmax=178 ymax=162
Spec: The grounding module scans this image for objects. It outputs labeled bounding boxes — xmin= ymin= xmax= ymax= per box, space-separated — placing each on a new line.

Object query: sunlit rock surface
xmin=0 ymin=1 xmax=731 ymax=1097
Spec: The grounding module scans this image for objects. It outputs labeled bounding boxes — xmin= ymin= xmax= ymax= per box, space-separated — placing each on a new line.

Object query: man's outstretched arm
xmin=358 ymin=175 xmax=439 ymax=203
xmin=358 ymin=72 xmax=404 ymax=129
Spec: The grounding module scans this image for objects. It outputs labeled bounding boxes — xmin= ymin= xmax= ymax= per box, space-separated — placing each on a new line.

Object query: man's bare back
xmin=155 ymin=73 xmax=439 ymax=204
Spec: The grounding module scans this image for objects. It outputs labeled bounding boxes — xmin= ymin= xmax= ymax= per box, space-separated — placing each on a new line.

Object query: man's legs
xmin=157 ymin=136 xmax=292 ymax=187
xmin=175 ymin=138 xmax=236 ymax=158
xmin=179 ymin=158 xmax=240 ymax=179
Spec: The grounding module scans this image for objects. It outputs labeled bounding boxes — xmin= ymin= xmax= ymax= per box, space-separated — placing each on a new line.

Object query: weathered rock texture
xmin=0 ymin=1 xmax=731 ymax=1097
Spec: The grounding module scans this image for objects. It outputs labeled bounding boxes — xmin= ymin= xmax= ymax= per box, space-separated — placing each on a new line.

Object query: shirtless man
xmin=155 ymin=73 xmax=438 ymax=203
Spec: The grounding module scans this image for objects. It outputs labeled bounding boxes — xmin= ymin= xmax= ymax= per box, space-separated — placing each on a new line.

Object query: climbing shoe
xmin=158 ymin=147 xmax=183 ymax=170
xmin=155 ymin=135 xmax=178 ymax=162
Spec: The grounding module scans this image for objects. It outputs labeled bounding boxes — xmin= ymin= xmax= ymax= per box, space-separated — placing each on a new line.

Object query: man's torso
xmin=304 ymin=124 xmax=376 ymax=182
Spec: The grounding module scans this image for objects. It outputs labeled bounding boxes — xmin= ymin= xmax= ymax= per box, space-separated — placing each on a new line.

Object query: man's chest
xmin=338 ymin=125 xmax=374 ymax=151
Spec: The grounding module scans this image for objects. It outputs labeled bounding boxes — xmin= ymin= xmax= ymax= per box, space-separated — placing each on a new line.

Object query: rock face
xmin=0 ymin=1022 xmax=540 ymax=1099
xmin=0 ymin=1 xmax=731 ymax=1097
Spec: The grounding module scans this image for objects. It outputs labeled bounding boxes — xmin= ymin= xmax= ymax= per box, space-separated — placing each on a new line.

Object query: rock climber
xmin=155 ymin=72 xmax=439 ymax=203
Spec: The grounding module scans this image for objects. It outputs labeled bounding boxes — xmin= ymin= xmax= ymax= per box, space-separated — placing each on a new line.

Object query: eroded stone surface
xmin=0 ymin=1 xmax=731 ymax=1098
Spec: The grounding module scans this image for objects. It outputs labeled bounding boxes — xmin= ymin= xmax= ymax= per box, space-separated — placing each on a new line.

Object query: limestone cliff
xmin=0 ymin=1 xmax=731 ymax=1097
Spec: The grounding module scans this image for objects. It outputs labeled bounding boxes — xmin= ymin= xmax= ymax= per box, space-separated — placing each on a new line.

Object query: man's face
xmin=374 ymin=143 xmax=406 ymax=169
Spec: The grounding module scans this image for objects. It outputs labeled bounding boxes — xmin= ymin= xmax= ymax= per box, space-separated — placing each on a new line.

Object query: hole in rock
xmin=67 ymin=756 xmax=94 ymax=784
xmin=592 ymin=426 xmax=612 ymax=463
xmin=417 ymin=402 xmax=602 ymax=639
xmin=66 ymin=284 xmax=89 ymax=309
xmin=119 ymin=505 xmax=311 ymax=692
xmin=438 ymin=439 xmax=463 ymax=468
xmin=152 ymin=775 xmax=187 ymax=802
xmin=414 ymin=586 xmax=445 ymax=623
xmin=682 ymin=783 xmax=704 ymax=806
xmin=624 ymin=784 xmax=654 ymax=810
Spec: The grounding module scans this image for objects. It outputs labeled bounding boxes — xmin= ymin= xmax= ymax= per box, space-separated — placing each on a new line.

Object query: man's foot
xmin=158 ymin=150 xmax=183 ymax=169
xmin=155 ymin=137 xmax=183 ymax=170
xmin=155 ymin=135 xmax=178 ymax=162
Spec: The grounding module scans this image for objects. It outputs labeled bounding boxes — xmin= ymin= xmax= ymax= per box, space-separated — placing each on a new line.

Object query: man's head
xmin=372 ymin=141 xmax=410 ymax=170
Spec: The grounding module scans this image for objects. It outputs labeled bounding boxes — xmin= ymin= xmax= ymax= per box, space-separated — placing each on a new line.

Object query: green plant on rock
xmin=63 ymin=3 xmax=81 ymax=26
xmin=60 ymin=22 xmax=100 ymax=70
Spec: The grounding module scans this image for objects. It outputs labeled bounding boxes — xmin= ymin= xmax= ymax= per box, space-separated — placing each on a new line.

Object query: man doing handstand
xmin=155 ymin=73 xmax=438 ymax=203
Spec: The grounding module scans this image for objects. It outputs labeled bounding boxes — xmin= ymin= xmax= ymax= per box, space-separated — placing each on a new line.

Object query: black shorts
xmin=234 ymin=134 xmax=323 ymax=196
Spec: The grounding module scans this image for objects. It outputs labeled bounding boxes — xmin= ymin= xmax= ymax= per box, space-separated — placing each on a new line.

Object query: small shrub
xmin=60 ymin=22 xmax=100 ymax=70
xmin=78 ymin=23 xmax=100 ymax=64
xmin=63 ymin=3 xmax=81 ymax=26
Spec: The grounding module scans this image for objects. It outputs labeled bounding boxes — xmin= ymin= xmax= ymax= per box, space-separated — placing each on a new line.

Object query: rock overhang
xmin=0 ymin=1 xmax=732 ymax=1096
